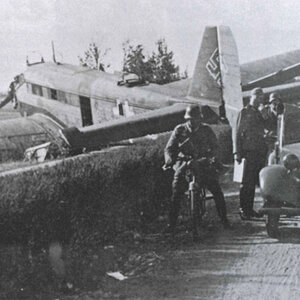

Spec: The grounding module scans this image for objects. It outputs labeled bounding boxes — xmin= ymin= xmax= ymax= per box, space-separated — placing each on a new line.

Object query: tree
xmin=122 ymin=39 xmax=180 ymax=84
xmin=151 ymin=39 xmax=180 ymax=84
xmin=181 ymin=67 xmax=189 ymax=79
xmin=122 ymin=40 xmax=153 ymax=82
xmin=78 ymin=42 xmax=110 ymax=72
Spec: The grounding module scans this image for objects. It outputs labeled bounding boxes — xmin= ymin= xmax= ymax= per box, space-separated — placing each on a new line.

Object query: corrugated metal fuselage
xmin=16 ymin=62 xmax=203 ymax=129
xmin=3 ymin=62 xmax=218 ymax=161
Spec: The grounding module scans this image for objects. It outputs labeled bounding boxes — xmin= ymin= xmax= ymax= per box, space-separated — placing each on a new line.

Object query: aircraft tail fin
xmin=188 ymin=26 xmax=222 ymax=103
xmin=188 ymin=26 xmax=243 ymax=132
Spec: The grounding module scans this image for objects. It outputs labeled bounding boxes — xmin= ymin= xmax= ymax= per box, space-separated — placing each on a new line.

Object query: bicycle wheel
xmin=189 ymin=189 xmax=201 ymax=241
xmin=199 ymin=188 xmax=206 ymax=218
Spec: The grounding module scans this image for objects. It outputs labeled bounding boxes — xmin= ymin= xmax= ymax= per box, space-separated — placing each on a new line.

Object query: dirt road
xmin=95 ymin=196 xmax=300 ymax=300
xmin=2 ymin=189 xmax=300 ymax=299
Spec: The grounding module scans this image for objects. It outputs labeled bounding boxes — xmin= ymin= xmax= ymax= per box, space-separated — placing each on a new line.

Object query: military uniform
xmin=260 ymin=105 xmax=279 ymax=156
xmin=260 ymin=93 xmax=284 ymax=156
xmin=236 ymin=104 xmax=268 ymax=217
xmin=165 ymin=121 xmax=229 ymax=229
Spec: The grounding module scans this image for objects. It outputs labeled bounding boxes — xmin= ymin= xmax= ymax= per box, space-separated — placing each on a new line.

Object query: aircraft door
xmin=79 ymin=96 xmax=93 ymax=127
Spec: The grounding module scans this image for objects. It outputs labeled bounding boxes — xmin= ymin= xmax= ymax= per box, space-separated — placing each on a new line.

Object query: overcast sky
xmin=1 ymin=0 xmax=300 ymax=91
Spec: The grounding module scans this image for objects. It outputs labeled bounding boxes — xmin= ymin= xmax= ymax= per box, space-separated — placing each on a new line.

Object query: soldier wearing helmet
xmin=283 ymin=154 xmax=300 ymax=172
xmin=164 ymin=104 xmax=230 ymax=233
xmin=235 ymin=87 xmax=269 ymax=220
xmin=269 ymin=92 xmax=284 ymax=112
xmin=261 ymin=92 xmax=284 ymax=130
xmin=268 ymin=92 xmax=284 ymax=119
xmin=260 ymin=92 xmax=285 ymax=158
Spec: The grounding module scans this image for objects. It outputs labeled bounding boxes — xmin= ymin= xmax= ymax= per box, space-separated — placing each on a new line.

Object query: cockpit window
xmin=117 ymin=73 xmax=148 ymax=87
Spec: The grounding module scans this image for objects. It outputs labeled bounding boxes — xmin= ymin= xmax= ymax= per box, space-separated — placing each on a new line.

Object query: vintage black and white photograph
xmin=1 ymin=0 xmax=300 ymax=299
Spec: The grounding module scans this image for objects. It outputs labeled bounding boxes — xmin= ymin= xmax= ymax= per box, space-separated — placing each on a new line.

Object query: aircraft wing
xmin=60 ymin=101 xmax=230 ymax=154
xmin=242 ymin=63 xmax=300 ymax=91
xmin=60 ymin=103 xmax=188 ymax=151
xmin=240 ymin=49 xmax=300 ymax=85
xmin=240 ymin=50 xmax=300 ymax=105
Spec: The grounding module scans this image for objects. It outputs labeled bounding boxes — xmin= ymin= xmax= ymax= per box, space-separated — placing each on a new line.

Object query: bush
xmin=0 ymin=133 xmax=171 ymax=246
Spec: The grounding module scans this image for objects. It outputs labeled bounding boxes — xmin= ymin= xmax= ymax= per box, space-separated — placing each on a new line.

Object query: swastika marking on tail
xmin=206 ymin=48 xmax=221 ymax=86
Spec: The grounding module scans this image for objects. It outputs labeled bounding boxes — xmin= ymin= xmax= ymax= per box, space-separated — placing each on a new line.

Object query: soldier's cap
xmin=251 ymin=87 xmax=263 ymax=96
xmin=269 ymin=92 xmax=281 ymax=103
xmin=184 ymin=105 xmax=202 ymax=120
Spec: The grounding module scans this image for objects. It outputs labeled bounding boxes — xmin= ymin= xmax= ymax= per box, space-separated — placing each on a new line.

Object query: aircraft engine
xmin=0 ymin=114 xmax=64 ymax=162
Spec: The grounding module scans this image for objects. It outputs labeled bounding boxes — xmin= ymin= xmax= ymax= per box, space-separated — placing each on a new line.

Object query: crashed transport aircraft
xmin=0 ymin=25 xmax=243 ymax=161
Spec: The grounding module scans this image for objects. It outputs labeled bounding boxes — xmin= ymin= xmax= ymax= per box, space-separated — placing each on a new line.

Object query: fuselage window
xmin=32 ymin=84 xmax=43 ymax=96
xmin=113 ymin=100 xmax=127 ymax=117
xmin=57 ymin=91 xmax=67 ymax=103
xmin=118 ymin=103 xmax=124 ymax=116
xmin=66 ymin=93 xmax=80 ymax=107
xmin=50 ymin=89 xmax=58 ymax=100
xmin=124 ymin=100 xmax=134 ymax=116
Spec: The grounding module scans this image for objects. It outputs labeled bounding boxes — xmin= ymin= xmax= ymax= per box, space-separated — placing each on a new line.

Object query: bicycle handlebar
xmin=162 ymin=164 xmax=171 ymax=171
xmin=162 ymin=156 xmax=226 ymax=175
xmin=162 ymin=157 xmax=211 ymax=171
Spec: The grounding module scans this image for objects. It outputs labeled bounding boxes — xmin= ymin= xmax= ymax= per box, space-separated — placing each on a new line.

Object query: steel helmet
xmin=283 ymin=153 xmax=300 ymax=171
xmin=269 ymin=92 xmax=281 ymax=103
xmin=251 ymin=87 xmax=263 ymax=97
xmin=184 ymin=105 xmax=202 ymax=120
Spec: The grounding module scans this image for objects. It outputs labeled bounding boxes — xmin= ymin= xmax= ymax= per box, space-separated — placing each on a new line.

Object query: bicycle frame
xmin=188 ymin=174 xmax=206 ymax=217
xmin=186 ymin=167 xmax=207 ymax=241
xmin=162 ymin=157 xmax=216 ymax=240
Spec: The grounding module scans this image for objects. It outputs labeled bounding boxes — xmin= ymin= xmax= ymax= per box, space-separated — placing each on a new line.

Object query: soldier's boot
xmin=212 ymin=190 xmax=232 ymax=229
xmin=250 ymin=209 xmax=263 ymax=218
xmin=221 ymin=217 xmax=233 ymax=230
xmin=216 ymin=206 xmax=232 ymax=229
xmin=239 ymin=208 xmax=251 ymax=220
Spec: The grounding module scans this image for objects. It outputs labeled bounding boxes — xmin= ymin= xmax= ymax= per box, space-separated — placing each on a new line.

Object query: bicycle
xmin=163 ymin=157 xmax=215 ymax=241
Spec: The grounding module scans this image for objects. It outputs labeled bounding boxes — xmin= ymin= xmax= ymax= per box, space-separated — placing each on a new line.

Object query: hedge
xmin=0 ymin=125 xmax=232 ymax=247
